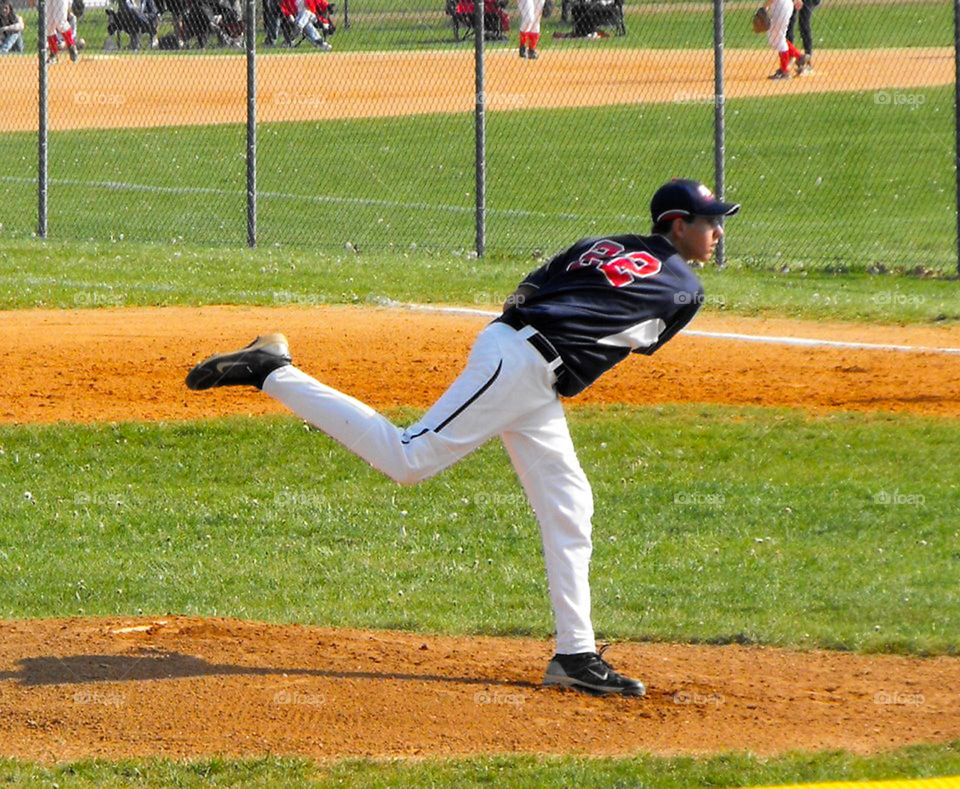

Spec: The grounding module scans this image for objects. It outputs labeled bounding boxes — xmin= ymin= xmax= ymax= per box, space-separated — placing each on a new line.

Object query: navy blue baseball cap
xmin=650 ymin=179 xmax=740 ymax=224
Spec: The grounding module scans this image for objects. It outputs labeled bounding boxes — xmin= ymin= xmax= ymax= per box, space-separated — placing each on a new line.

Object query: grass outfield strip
xmin=0 ymin=237 xmax=957 ymax=323
xmin=0 ymin=85 xmax=954 ymax=273
xmin=1 ymin=405 xmax=957 ymax=654
xmin=2 ymin=744 xmax=960 ymax=787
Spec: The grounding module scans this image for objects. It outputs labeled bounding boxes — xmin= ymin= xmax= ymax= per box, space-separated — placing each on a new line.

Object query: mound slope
xmin=1 ymin=616 xmax=957 ymax=763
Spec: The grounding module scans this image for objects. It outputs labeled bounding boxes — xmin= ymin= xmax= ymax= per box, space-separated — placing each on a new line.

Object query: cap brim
xmin=700 ymin=201 xmax=740 ymax=217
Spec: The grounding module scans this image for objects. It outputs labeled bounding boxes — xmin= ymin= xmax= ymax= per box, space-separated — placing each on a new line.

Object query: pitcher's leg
xmin=262 ymin=323 xmax=554 ymax=485
xmin=501 ymin=400 xmax=595 ymax=654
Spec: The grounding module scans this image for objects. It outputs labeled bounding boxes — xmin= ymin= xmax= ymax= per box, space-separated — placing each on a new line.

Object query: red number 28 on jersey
xmin=567 ymin=239 xmax=662 ymax=288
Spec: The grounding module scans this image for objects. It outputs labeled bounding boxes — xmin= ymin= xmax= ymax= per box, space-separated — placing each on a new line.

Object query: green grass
xmin=2 ymin=405 xmax=958 ymax=654
xmin=2 ymin=743 xmax=960 ymax=786
xmin=9 ymin=0 xmax=951 ymax=54
xmin=2 ymin=236 xmax=958 ymax=323
xmin=1 ymin=84 xmax=954 ymax=272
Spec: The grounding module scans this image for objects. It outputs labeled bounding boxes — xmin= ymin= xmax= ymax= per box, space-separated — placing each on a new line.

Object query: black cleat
xmin=68 ymin=43 xmax=79 ymax=62
xmin=185 ymin=333 xmax=291 ymax=391
xmin=526 ymin=47 xmax=538 ymax=59
xmin=543 ymin=645 xmax=645 ymax=696
xmin=519 ymin=44 xmax=527 ymax=58
xmin=768 ymin=69 xmax=790 ymax=80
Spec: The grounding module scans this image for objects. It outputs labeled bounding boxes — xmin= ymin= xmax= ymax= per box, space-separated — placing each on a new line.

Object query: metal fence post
xmin=38 ymin=0 xmax=47 ymax=239
xmin=955 ymin=0 xmax=959 ymax=274
xmin=246 ymin=0 xmax=256 ymax=248
xmin=474 ymin=0 xmax=486 ymax=257
xmin=713 ymin=0 xmax=726 ymax=267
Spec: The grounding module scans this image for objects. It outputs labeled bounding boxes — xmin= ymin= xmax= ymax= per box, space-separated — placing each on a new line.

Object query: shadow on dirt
xmin=0 ymin=650 xmax=540 ymax=689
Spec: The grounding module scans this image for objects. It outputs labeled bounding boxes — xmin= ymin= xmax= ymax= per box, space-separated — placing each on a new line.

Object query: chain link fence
xmin=1 ymin=0 xmax=956 ymax=272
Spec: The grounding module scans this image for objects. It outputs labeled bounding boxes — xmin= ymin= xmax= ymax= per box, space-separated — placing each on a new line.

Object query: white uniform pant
xmin=292 ymin=2 xmax=323 ymax=42
xmin=295 ymin=7 xmax=315 ymax=26
xmin=766 ymin=0 xmax=793 ymax=51
xmin=263 ymin=321 xmax=597 ymax=654
xmin=518 ymin=0 xmax=546 ymax=34
xmin=45 ymin=0 xmax=70 ymax=36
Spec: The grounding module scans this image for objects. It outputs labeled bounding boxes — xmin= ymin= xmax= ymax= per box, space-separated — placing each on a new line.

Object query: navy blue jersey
xmin=501 ymin=234 xmax=704 ymax=397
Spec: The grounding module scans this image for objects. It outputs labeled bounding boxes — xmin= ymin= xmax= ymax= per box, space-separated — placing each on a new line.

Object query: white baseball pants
xmin=518 ymin=0 xmax=546 ymax=34
xmin=45 ymin=0 xmax=70 ymax=36
xmin=766 ymin=0 xmax=793 ymax=51
xmin=263 ymin=321 xmax=597 ymax=654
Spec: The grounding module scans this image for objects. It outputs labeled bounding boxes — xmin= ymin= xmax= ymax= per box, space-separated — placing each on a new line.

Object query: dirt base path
xmin=0 ymin=616 xmax=957 ymax=764
xmin=2 ymin=305 xmax=959 ymax=425
xmin=3 ymin=46 xmax=952 ymax=132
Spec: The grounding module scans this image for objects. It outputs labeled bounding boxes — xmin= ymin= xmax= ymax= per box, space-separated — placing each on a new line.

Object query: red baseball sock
xmin=519 ymin=32 xmax=528 ymax=47
xmin=47 ymin=35 xmax=59 ymax=54
xmin=529 ymin=32 xmax=540 ymax=50
xmin=63 ymin=28 xmax=75 ymax=47
xmin=786 ymin=41 xmax=801 ymax=59
xmin=778 ymin=51 xmax=790 ymax=72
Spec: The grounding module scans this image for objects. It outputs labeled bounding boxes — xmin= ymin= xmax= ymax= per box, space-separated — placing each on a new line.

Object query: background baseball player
xmin=46 ymin=0 xmax=79 ymax=62
xmin=518 ymin=0 xmax=545 ymax=58
xmin=263 ymin=0 xmax=295 ymax=46
xmin=186 ymin=178 xmax=739 ymax=697
xmin=765 ymin=0 xmax=803 ymax=79
xmin=280 ymin=0 xmax=333 ymax=50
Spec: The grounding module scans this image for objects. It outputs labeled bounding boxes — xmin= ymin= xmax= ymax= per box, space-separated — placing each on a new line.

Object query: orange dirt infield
xmin=1 ymin=616 xmax=958 ymax=764
xmin=2 ymin=305 xmax=959 ymax=424
xmin=3 ymin=46 xmax=952 ymax=132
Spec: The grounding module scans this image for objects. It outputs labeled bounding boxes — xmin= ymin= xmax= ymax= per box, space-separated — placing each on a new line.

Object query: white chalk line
xmin=0 ymin=176 xmax=633 ymax=223
xmin=6 ymin=277 xmax=958 ymax=355
xmin=385 ymin=301 xmax=960 ymax=356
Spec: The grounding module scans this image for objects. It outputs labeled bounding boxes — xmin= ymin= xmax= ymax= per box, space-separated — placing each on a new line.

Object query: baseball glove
xmin=751 ymin=6 xmax=770 ymax=32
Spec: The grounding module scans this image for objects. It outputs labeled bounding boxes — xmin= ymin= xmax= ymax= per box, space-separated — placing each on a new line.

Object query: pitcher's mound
xmin=1 ymin=616 xmax=958 ymax=764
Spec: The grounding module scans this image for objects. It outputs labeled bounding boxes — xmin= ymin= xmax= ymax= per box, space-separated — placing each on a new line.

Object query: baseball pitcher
xmin=186 ymin=178 xmax=739 ymax=697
